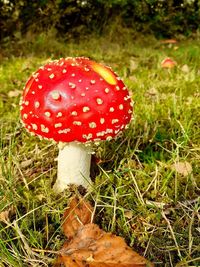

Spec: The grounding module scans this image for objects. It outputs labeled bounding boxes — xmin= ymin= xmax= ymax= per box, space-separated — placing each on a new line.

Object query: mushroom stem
xmin=53 ymin=142 xmax=92 ymax=192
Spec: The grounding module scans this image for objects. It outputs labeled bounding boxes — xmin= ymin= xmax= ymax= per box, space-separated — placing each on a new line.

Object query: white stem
xmin=53 ymin=142 xmax=92 ymax=192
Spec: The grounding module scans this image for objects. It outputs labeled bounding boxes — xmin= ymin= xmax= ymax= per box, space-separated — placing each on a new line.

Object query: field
xmin=0 ymin=31 xmax=200 ymax=266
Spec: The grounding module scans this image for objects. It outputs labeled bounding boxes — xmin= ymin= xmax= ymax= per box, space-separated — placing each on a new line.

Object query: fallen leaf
xmin=20 ymin=159 xmax=33 ymax=168
xmin=145 ymin=88 xmax=159 ymax=101
xmin=8 ymin=90 xmax=21 ymax=98
xmin=62 ymin=196 xmax=94 ymax=239
xmin=160 ymin=39 xmax=177 ymax=44
xmin=130 ymin=59 xmax=138 ymax=71
xmin=181 ymin=64 xmax=190 ymax=73
xmin=55 ymin=224 xmax=153 ymax=267
xmin=171 ymin=161 xmax=192 ymax=177
xmin=0 ymin=205 xmax=15 ymax=224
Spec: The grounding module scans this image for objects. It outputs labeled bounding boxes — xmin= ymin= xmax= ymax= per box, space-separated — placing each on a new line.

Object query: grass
xmin=0 ymin=30 xmax=200 ymax=266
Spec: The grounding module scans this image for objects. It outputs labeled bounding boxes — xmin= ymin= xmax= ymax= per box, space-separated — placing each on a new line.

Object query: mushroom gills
xmin=53 ymin=142 xmax=92 ymax=192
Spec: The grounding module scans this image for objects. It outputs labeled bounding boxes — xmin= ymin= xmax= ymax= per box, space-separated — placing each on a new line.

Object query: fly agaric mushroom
xmin=161 ymin=57 xmax=177 ymax=69
xmin=20 ymin=57 xmax=132 ymax=192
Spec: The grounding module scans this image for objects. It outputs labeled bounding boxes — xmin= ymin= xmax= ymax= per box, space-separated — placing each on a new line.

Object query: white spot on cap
xmin=35 ymin=78 xmax=39 ymax=82
xmin=116 ymin=77 xmax=121 ymax=81
xmin=38 ymin=85 xmax=42 ymax=89
xmin=124 ymin=95 xmax=131 ymax=101
xmin=130 ymin=101 xmax=134 ymax=107
xmin=51 ymin=91 xmax=60 ymax=100
xmin=32 ymin=91 xmax=35 ymax=95
xmin=81 ymin=93 xmax=86 ymax=97
xmin=56 ymin=112 xmax=63 ymax=117
xmin=44 ymin=111 xmax=51 ymax=118
xmin=78 ymin=79 xmax=82 ymax=83
xmin=116 ymin=86 xmax=120 ymax=91
xmin=83 ymin=106 xmax=90 ymax=112
xmin=49 ymin=73 xmax=55 ymax=79
xmin=23 ymin=114 xmax=28 ymax=119
xmin=119 ymin=104 xmax=124 ymax=110
xmin=25 ymin=101 xmax=29 ymax=106
xmin=58 ymin=128 xmax=70 ymax=134
xmin=89 ymin=122 xmax=97 ymax=128
xmin=33 ymin=73 xmax=39 ymax=78
xmin=82 ymin=133 xmax=93 ymax=140
xmin=31 ymin=123 xmax=38 ymax=130
xmin=106 ymin=129 xmax=113 ymax=134
xmin=71 ymin=73 xmax=75 ymax=77
xmin=122 ymin=86 xmax=127 ymax=90
xmin=96 ymin=98 xmax=103 ymax=105
xmin=47 ymin=68 xmax=52 ymax=71
xmin=62 ymin=69 xmax=67 ymax=73
xmin=105 ymin=88 xmax=110 ymax=93
xmin=84 ymin=67 xmax=90 ymax=72
xmin=41 ymin=124 xmax=49 ymax=133
xmin=112 ymin=119 xmax=119 ymax=124
xmin=106 ymin=136 xmax=113 ymax=141
xmin=73 ymin=121 xmax=82 ymax=126
xmin=71 ymin=111 xmax=78 ymax=116
xmin=69 ymin=82 xmax=76 ymax=89
xmin=128 ymin=109 xmax=132 ymax=114
xmin=35 ymin=101 xmax=40 ymax=108
xmin=90 ymin=80 xmax=96 ymax=85
xmin=100 ymin=118 xmax=105 ymax=124
xmin=85 ymin=87 xmax=89 ymax=90
xmin=97 ymin=131 xmax=105 ymax=137
xmin=55 ymin=123 xmax=62 ymax=128
xmin=109 ymin=107 xmax=114 ymax=112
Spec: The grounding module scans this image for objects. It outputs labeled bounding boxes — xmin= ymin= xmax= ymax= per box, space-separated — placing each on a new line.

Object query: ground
xmin=0 ymin=31 xmax=199 ymax=266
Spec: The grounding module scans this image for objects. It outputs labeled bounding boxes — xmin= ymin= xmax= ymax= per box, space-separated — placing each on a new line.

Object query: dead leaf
xmin=20 ymin=159 xmax=33 ymax=168
xmin=8 ymin=90 xmax=21 ymax=98
xmin=181 ymin=64 xmax=190 ymax=73
xmin=145 ymin=88 xmax=159 ymax=101
xmin=171 ymin=161 xmax=192 ymax=177
xmin=0 ymin=205 xmax=15 ymax=224
xmin=130 ymin=59 xmax=138 ymax=71
xmin=160 ymin=39 xmax=177 ymax=44
xmin=55 ymin=224 xmax=153 ymax=267
xmin=62 ymin=197 xmax=94 ymax=239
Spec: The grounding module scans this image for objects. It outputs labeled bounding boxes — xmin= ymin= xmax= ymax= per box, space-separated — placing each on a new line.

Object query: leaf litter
xmin=54 ymin=197 xmax=154 ymax=267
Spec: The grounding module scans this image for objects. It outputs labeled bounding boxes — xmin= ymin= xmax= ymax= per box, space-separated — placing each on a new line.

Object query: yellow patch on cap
xmin=92 ymin=63 xmax=117 ymax=85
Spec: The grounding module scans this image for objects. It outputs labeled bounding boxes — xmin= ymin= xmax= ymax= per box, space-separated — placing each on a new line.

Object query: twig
xmin=129 ymin=170 xmax=145 ymax=205
xmin=13 ymin=220 xmax=36 ymax=259
xmin=161 ymin=211 xmax=182 ymax=259
xmin=31 ymin=248 xmax=59 ymax=254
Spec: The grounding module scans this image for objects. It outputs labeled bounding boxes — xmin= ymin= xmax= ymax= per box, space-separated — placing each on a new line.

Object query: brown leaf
xmin=56 ymin=224 xmax=153 ymax=267
xmin=181 ymin=64 xmax=190 ymax=73
xmin=160 ymin=39 xmax=177 ymax=44
xmin=62 ymin=197 xmax=94 ymax=239
xmin=171 ymin=161 xmax=192 ymax=177
xmin=0 ymin=205 xmax=15 ymax=224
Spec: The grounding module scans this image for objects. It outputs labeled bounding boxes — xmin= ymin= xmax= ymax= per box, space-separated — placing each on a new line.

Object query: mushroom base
xmin=53 ymin=142 xmax=92 ymax=192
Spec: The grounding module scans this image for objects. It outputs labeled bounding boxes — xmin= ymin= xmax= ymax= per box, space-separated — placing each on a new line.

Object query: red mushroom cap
xmin=161 ymin=57 xmax=177 ymax=69
xmin=20 ymin=57 xmax=132 ymax=143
